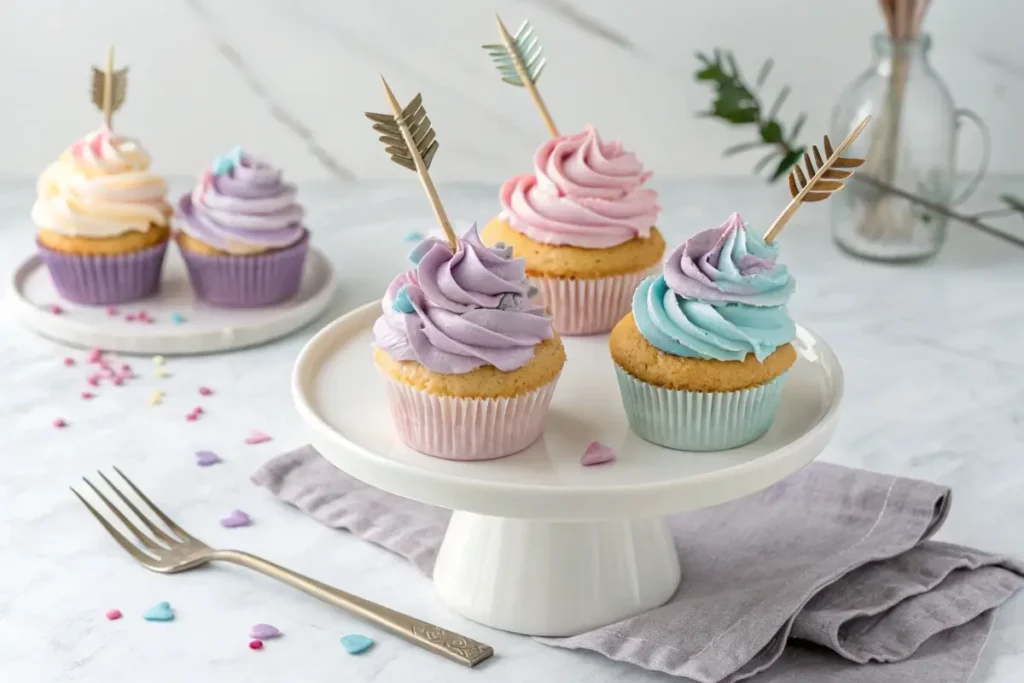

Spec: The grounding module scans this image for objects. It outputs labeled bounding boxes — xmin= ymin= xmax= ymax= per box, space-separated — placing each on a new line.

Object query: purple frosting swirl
xmin=177 ymin=150 xmax=306 ymax=254
xmin=373 ymin=224 xmax=554 ymax=374
xmin=663 ymin=212 xmax=794 ymax=306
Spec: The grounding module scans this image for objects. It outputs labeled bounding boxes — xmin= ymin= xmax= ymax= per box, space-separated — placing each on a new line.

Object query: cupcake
xmin=176 ymin=148 xmax=309 ymax=307
xmin=610 ymin=213 xmax=797 ymax=451
xmin=373 ymin=224 xmax=565 ymax=461
xmin=33 ymin=127 xmax=172 ymax=304
xmin=482 ymin=125 xmax=664 ymax=335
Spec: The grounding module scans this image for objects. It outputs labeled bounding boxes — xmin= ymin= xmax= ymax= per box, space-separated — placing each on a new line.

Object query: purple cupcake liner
xmin=178 ymin=231 xmax=309 ymax=308
xmin=37 ymin=239 xmax=168 ymax=305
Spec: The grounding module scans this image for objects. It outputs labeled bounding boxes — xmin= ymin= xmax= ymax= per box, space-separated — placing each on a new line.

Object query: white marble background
xmin=0 ymin=0 xmax=1017 ymax=182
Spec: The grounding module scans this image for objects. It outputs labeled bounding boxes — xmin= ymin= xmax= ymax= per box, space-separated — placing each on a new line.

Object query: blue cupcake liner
xmin=614 ymin=365 xmax=789 ymax=451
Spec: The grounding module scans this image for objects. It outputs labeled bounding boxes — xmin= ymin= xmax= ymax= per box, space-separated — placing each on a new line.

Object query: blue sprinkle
xmin=170 ymin=313 xmax=185 ymax=325
xmin=527 ymin=285 xmax=539 ymax=299
xmin=340 ymin=633 xmax=374 ymax=655
xmin=392 ymin=286 xmax=415 ymax=314
xmin=211 ymin=146 xmax=243 ymax=177
xmin=403 ymin=231 xmax=424 ymax=243
xmin=494 ymin=241 xmax=506 ymax=250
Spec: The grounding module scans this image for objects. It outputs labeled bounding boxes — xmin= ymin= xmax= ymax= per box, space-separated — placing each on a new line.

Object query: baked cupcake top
xmin=31 ymin=127 xmax=170 ymax=238
xmin=633 ymin=213 xmax=796 ymax=362
xmin=373 ymin=224 xmax=554 ymax=374
xmin=499 ymin=125 xmax=660 ymax=249
xmin=177 ymin=148 xmax=306 ymax=255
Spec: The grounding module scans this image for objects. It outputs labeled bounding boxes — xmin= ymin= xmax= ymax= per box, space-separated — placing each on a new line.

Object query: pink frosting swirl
xmin=499 ymin=125 xmax=660 ymax=248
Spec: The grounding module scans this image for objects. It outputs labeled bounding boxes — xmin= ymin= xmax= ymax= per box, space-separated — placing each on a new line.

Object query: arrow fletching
xmin=483 ymin=20 xmax=547 ymax=87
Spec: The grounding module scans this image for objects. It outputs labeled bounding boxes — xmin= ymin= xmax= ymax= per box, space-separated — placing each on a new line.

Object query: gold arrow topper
xmin=91 ymin=45 xmax=128 ymax=130
xmin=366 ymin=78 xmax=456 ymax=249
xmin=763 ymin=116 xmax=871 ymax=243
xmin=484 ymin=15 xmax=558 ymax=138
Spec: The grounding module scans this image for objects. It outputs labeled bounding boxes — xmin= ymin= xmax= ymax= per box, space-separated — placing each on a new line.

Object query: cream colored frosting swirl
xmin=31 ymin=127 xmax=170 ymax=238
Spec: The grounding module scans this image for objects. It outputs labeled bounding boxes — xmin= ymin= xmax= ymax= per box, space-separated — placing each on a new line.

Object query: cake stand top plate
xmin=293 ymin=302 xmax=843 ymax=521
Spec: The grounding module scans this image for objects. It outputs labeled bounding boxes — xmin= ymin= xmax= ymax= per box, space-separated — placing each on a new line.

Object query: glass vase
xmin=830 ymin=34 xmax=990 ymax=262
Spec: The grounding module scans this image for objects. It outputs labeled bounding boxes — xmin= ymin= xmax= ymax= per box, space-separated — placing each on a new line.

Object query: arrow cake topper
xmin=763 ymin=115 xmax=871 ymax=243
xmin=91 ymin=45 xmax=128 ymax=130
xmin=484 ymin=15 xmax=558 ymax=138
xmin=366 ymin=77 xmax=457 ymax=249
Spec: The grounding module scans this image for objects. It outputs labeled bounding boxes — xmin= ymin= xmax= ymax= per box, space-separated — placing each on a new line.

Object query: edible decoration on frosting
xmin=392 ymin=286 xmax=416 ymax=314
xmin=250 ymin=624 xmax=281 ymax=640
xmin=484 ymin=16 xmax=559 ymax=137
xmin=31 ymin=128 xmax=170 ymax=238
xmin=340 ymin=634 xmax=375 ymax=655
xmin=195 ymin=450 xmax=221 ymax=467
xmin=373 ymin=224 xmax=554 ymax=374
xmin=500 ymin=125 xmax=660 ymax=248
xmin=634 ymin=213 xmax=796 ymax=363
xmin=177 ymin=150 xmax=306 ymax=255
xmin=91 ymin=46 xmax=128 ymax=130
xmin=581 ymin=441 xmax=616 ymax=466
xmin=245 ymin=430 xmax=272 ymax=445
xmin=143 ymin=601 xmax=174 ymax=622
xmin=220 ymin=509 xmax=252 ymax=528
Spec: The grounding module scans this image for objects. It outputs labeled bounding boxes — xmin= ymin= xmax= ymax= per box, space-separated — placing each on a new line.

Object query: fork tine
xmin=70 ymin=487 xmax=155 ymax=564
xmin=112 ymin=466 xmax=192 ymax=540
xmin=82 ymin=477 xmax=164 ymax=552
xmin=97 ymin=471 xmax=178 ymax=545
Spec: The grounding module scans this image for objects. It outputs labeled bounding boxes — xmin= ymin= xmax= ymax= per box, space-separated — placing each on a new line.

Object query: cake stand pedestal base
xmin=433 ymin=512 xmax=681 ymax=637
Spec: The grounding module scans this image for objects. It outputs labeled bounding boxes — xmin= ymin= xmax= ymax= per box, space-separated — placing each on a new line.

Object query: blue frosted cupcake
xmin=608 ymin=213 xmax=797 ymax=451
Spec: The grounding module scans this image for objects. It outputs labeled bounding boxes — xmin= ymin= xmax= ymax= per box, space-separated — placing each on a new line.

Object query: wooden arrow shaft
xmin=103 ymin=46 xmax=114 ymax=129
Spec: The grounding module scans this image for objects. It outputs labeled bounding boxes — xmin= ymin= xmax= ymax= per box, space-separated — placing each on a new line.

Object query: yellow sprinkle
xmin=156 ymin=369 xmax=170 ymax=378
xmin=153 ymin=355 xmax=166 ymax=366
xmin=149 ymin=391 xmax=164 ymax=406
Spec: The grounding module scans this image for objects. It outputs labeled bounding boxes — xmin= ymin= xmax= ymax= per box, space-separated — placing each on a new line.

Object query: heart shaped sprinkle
xmin=81 ymin=392 xmax=95 ymax=400
xmin=87 ymin=348 xmax=103 ymax=364
xmin=63 ymin=357 xmax=75 ymax=367
xmin=195 ymin=450 xmax=221 ymax=467
xmin=340 ymin=634 xmax=374 ymax=655
xmin=249 ymin=623 xmax=280 ymax=640
xmin=581 ymin=441 xmax=617 ymax=467
xmin=143 ymin=601 xmax=174 ymax=622
xmin=245 ymin=430 xmax=272 ymax=445
xmin=170 ymin=313 xmax=185 ymax=324
xmin=53 ymin=418 xmax=67 ymax=429
xmin=48 ymin=304 xmax=64 ymax=314
xmin=198 ymin=386 xmax=213 ymax=396
xmin=105 ymin=608 xmax=122 ymax=620
xmin=221 ymin=510 xmax=251 ymax=528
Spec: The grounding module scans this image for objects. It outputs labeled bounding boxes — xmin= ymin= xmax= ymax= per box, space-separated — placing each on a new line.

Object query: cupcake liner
xmin=532 ymin=267 xmax=653 ymax=336
xmin=178 ymin=232 xmax=309 ymax=308
xmin=36 ymin=239 xmax=168 ymax=305
xmin=614 ymin=365 xmax=789 ymax=451
xmin=383 ymin=375 xmax=560 ymax=461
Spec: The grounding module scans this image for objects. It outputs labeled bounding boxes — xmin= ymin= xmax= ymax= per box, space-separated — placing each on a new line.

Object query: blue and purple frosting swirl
xmin=373 ymin=224 xmax=554 ymax=374
xmin=177 ymin=147 xmax=306 ymax=254
xmin=633 ymin=213 xmax=795 ymax=362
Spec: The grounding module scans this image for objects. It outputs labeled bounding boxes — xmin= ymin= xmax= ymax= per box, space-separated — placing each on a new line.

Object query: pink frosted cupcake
xmin=482 ymin=125 xmax=665 ymax=335
xmin=372 ymin=224 xmax=566 ymax=461
xmin=176 ymin=148 xmax=309 ymax=307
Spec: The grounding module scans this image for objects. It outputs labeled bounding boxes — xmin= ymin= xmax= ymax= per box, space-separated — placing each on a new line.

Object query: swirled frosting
xmin=633 ymin=213 xmax=796 ymax=362
xmin=373 ymin=224 xmax=554 ymax=374
xmin=177 ymin=148 xmax=306 ymax=255
xmin=31 ymin=127 xmax=170 ymax=237
xmin=499 ymin=125 xmax=660 ymax=249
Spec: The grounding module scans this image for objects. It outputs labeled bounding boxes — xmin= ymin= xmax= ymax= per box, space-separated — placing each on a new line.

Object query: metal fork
xmin=72 ymin=467 xmax=493 ymax=667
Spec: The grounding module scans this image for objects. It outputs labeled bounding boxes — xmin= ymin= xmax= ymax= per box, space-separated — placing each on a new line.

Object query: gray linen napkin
xmin=252 ymin=446 xmax=1023 ymax=683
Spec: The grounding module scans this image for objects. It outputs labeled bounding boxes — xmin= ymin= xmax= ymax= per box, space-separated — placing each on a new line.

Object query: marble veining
xmin=1 ymin=178 xmax=1023 ymax=682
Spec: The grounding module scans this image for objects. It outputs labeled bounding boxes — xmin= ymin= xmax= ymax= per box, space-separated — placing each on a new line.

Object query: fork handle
xmin=211 ymin=550 xmax=493 ymax=667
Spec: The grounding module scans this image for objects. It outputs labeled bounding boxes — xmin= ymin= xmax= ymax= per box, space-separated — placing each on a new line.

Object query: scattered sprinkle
xmin=153 ymin=355 xmax=166 ymax=366
xmin=195 ymin=450 xmax=221 ymax=467
xmin=53 ymin=418 xmax=67 ymax=429
xmin=105 ymin=609 xmax=122 ymax=620
xmin=403 ymin=231 xmax=425 ymax=243
xmin=250 ymin=624 xmax=280 ymax=640
xmin=48 ymin=304 xmax=64 ymax=314
xmin=143 ymin=601 xmax=174 ymax=622
xmin=249 ymin=640 xmax=264 ymax=650
xmin=340 ymin=634 xmax=374 ymax=655
xmin=198 ymin=386 xmax=213 ymax=396
xmin=106 ymin=307 xmax=118 ymax=317
xmin=186 ymin=413 xmax=198 ymax=422
xmin=193 ymin=406 xmax=204 ymax=416
xmin=113 ymin=376 xmax=125 ymax=387
xmin=63 ymin=357 xmax=75 ymax=367
xmin=170 ymin=313 xmax=185 ymax=325
xmin=87 ymin=375 xmax=101 ymax=387
xmin=245 ymin=430 xmax=272 ymax=445
xmin=220 ymin=510 xmax=252 ymax=528
xmin=581 ymin=441 xmax=617 ymax=467
xmin=81 ymin=392 xmax=95 ymax=400
xmin=87 ymin=348 xmax=103 ymax=364
xmin=125 ymin=314 xmax=137 ymax=322
xmin=150 ymin=391 xmax=164 ymax=406
xmin=120 ymin=364 xmax=132 ymax=373
xmin=156 ymin=369 xmax=170 ymax=378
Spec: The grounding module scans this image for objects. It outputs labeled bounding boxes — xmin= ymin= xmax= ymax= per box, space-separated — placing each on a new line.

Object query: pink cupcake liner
xmin=178 ymin=231 xmax=309 ymax=308
xmin=383 ymin=375 xmax=560 ymax=461
xmin=532 ymin=267 xmax=655 ymax=336
xmin=36 ymin=239 xmax=168 ymax=305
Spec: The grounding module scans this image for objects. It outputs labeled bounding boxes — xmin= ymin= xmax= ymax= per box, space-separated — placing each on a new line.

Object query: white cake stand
xmin=7 ymin=247 xmax=338 ymax=355
xmin=292 ymin=301 xmax=843 ymax=637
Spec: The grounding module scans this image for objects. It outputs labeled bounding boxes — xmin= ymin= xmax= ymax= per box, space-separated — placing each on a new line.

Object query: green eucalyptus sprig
xmin=695 ymin=49 xmax=808 ymax=182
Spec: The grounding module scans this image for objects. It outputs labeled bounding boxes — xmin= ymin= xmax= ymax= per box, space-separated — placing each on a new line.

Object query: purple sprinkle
xmin=195 ymin=450 xmax=221 ymax=467
xmin=249 ymin=623 xmax=281 ymax=640
xmin=581 ymin=441 xmax=617 ymax=467
xmin=220 ymin=510 xmax=251 ymax=528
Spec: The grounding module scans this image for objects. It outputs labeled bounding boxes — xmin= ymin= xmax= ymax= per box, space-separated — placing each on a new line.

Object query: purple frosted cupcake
xmin=176 ymin=147 xmax=309 ymax=307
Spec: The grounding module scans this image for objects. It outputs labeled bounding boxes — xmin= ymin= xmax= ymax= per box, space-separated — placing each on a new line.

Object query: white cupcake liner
xmin=383 ymin=375 xmax=560 ymax=461
xmin=532 ymin=267 xmax=653 ymax=336
xmin=614 ymin=365 xmax=789 ymax=451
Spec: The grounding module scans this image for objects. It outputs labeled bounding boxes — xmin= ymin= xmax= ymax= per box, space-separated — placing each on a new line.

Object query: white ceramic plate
xmin=293 ymin=301 xmax=844 ymax=521
xmin=7 ymin=247 xmax=338 ymax=355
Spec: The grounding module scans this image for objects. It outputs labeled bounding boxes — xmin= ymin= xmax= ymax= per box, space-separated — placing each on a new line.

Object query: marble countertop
xmin=2 ymin=177 xmax=1022 ymax=682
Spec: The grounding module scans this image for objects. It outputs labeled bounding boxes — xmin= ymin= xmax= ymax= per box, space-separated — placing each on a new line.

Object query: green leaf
xmin=711 ymin=99 xmax=759 ymax=124
xmin=788 ymin=112 xmax=807 ymax=145
xmin=696 ymin=64 xmax=726 ymax=81
xmin=766 ymin=86 xmax=791 ymax=122
xmin=723 ymin=141 xmax=764 ymax=157
xmin=770 ymin=147 xmax=805 ymax=182
xmin=753 ymin=150 xmax=779 ymax=175
xmin=759 ymin=121 xmax=783 ymax=144
xmin=726 ymin=52 xmax=741 ymax=79
xmin=1001 ymin=194 xmax=1024 ymax=215
xmin=756 ymin=59 xmax=773 ymax=88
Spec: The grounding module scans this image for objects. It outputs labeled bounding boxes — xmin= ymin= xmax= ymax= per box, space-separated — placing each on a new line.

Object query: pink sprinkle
xmin=105 ymin=609 xmax=122 ymax=620
xmin=249 ymin=640 xmax=263 ymax=650
xmin=198 ymin=386 xmax=213 ymax=396
xmin=106 ymin=307 xmax=118 ymax=317
xmin=81 ymin=392 xmax=95 ymax=400
xmin=186 ymin=413 xmax=198 ymax=422
xmin=48 ymin=304 xmax=63 ymax=314
xmin=87 ymin=348 xmax=103 ymax=363
xmin=113 ymin=376 xmax=124 ymax=386
xmin=193 ymin=406 xmax=204 ymax=416
xmin=125 ymin=314 xmax=137 ymax=322
xmin=63 ymin=357 xmax=75 ymax=367
xmin=87 ymin=375 xmax=101 ymax=387
xmin=120 ymin=364 xmax=132 ymax=373
xmin=581 ymin=441 xmax=617 ymax=467
xmin=244 ymin=430 xmax=272 ymax=445
xmin=53 ymin=418 xmax=67 ymax=429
